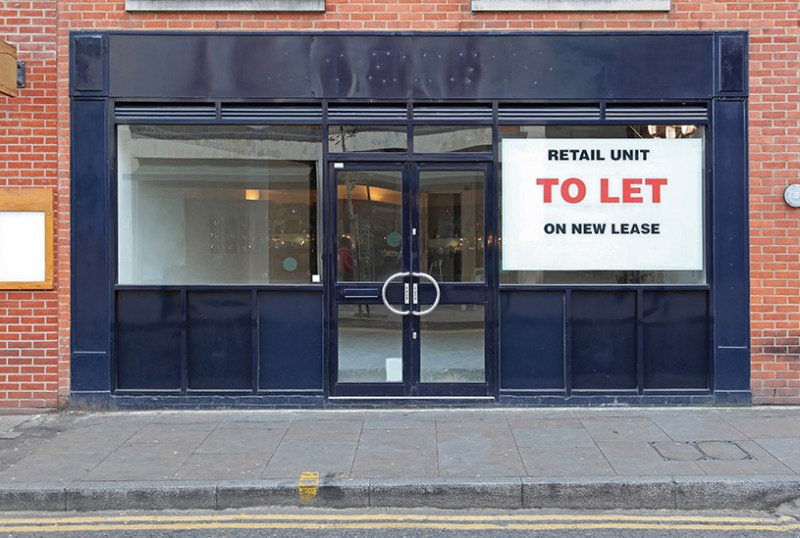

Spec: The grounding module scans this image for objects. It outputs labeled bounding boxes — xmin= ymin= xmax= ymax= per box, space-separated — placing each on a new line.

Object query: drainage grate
xmin=649 ymin=440 xmax=753 ymax=462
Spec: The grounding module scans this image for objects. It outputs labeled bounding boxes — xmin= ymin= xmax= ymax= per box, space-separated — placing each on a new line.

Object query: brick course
xmin=1 ymin=0 xmax=798 ymax=406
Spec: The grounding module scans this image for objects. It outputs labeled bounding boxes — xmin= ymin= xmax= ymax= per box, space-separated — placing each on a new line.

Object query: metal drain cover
xmin=649 ymin=440 xmax=753 ymax=461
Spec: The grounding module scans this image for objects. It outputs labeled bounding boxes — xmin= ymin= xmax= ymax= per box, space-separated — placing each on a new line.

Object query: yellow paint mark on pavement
xmin=298 ymin=471 xmax=319 ymax=503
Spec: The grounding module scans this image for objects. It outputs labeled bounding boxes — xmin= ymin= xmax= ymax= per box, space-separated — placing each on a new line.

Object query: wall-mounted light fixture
xmin=784 ymin=184 xmax=800 ymax=208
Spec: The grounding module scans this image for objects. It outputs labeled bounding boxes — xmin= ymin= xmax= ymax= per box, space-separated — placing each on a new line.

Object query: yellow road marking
xmin=0 ymin=521 xmax=798 ymax=533
xmin=298 ymin=471 xmax=320 ymax=503
xmin=0 ymin=513 xmax=798 ymax=534
xmin=0 ymin=513 xmax=792 ymax=525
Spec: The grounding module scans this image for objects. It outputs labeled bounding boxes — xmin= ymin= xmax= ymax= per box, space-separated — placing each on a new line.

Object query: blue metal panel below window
xmin=642 ymin=291 xmax=709 ymax=390
xmin=571 ymin=292 xmax=636 ymax=390
xmin=71 ymin=352 xmax=110 ymax=392
xmin=116 ymin=291 xmax=182 ymax=390
xmin=258 ymin=290 xmax=323 ymax=390
xmin=500 ymin=291 xmax=565 ymax=390
xmin=188 ymin=292 xmax=252 ymax=390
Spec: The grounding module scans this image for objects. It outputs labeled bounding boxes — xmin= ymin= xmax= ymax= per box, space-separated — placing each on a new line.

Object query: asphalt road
xmin=1 ymin=508 xmax=799 ymax=537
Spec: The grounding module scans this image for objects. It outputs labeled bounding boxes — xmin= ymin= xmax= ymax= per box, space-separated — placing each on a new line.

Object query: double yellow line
xmin=0 ymin=513 xmax=798 ymax=533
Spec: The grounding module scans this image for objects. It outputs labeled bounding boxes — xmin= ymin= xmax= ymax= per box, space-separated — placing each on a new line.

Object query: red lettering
xmin=536 ymin=178 xmax=559 ymax=203
xmin=600 ymin=178 xmax=619 ymax=203
xmin=645 ymin=178 xmax=668 ymax=203
xmin=561 ymin=178 xmax=587 ymax=204
xmin=622 ymin=178 xmax=643 ymax=203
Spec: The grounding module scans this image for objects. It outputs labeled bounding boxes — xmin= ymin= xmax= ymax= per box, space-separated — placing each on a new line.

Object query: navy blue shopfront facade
xmin=70 ymin=31 xmax=750 ymax=408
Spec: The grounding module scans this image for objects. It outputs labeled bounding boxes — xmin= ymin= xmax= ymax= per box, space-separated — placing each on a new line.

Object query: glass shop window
xmin=117 ymin=124 xmax=322 ymax=285
xmin=328 ymin=125 xmax=407 ymax=153
xmin=499 ymin=124 xmax=706 ymax=285
xmin=413 ymin=125 xmax=493 ymax=153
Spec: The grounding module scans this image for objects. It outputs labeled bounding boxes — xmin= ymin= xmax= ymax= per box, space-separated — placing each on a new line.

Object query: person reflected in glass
xmin=339 ymin=235 xmax=369 ymax=317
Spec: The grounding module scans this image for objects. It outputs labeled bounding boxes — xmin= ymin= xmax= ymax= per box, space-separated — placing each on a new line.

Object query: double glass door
xmin=332 ymin=163 xmax=491 ymax=397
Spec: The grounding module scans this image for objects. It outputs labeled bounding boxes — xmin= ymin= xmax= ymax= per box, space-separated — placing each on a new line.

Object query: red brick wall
xmin=5 ymin=0 xmax=799 ymax=407
xmin=0 ymin=1 xmax=61 ymax=408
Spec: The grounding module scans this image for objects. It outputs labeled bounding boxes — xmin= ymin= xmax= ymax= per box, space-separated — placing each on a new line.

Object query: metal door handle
xmin=411 ymin=272 xmax=441 ymax=317
xmin=381 ymin=271 xmax=411 ymax=316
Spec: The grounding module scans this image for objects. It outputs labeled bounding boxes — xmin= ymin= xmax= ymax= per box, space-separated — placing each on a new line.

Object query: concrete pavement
xmin=0 ymin=407 xmax=799 ymax=512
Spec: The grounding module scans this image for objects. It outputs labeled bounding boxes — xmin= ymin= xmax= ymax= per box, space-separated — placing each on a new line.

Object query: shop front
xmin=70 ymin=31 xmax=749 ymax=407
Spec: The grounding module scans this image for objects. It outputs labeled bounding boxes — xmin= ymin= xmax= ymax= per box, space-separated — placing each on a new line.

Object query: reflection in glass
xmin=337 ymin=305 xmax=403 ymax=382
xmin=498 ymin=124 xmax=706 ymax=285
xmin=337 ymin=170 xmax=403 ymax=282
xmin=117 ymin=125 xmax=322 ymax=285
xmin=328 ymin=125 xmax=407 ymax=153
xmin=414 ymin=125 xmax=493 ymax=153
xmin=420 ymin=305 xmax=485 ymax=383
xmin=419 ymin=171 xmax=484 ymax=283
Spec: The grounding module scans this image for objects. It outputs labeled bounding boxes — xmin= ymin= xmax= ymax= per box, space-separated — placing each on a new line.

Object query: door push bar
xmin=381 ymin=271 xmax=441 ymax=317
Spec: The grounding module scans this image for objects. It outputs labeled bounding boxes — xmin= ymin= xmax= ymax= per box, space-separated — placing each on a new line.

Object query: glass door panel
xmin=419 ymin=171 xmax=485 ymax=283
xmin=332 ymin=164 xmax=491 ymax=397
xmin=337 ymin=304 xmax=403 ymax=383
xmin=336 ymin=170 xmax=403 ymax=283
xmin=420 ymin=305 xmax=485 ymax=383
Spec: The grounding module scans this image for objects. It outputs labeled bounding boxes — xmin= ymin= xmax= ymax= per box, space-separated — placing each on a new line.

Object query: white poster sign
xmin=501 ymin=138 xmax=703 ymax=271
xmin=0 ymin=212 xmax=46 ymax=282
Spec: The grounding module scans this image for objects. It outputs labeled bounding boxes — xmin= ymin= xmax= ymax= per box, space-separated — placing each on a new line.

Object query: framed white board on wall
xmin=0 ymin=188 xmax=54 ymax=290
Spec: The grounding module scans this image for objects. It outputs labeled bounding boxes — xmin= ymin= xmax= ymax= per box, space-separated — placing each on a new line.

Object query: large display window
xmin=499 ymin=125 xmax=706 ymax=285
xmin=117 ymin=125 xmax=323 ymax=285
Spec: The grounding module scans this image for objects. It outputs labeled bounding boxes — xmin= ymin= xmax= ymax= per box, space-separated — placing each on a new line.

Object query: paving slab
xmin=0 ymin=452 xmax=108 ymax=483
xmin=174 ymin=453 xmax=268 ymax=480
xmin=438 ymin=431 xmax=526 ymax=477
xmin=752 ymin=437 xmax=800 ymax=473
xmin=262 ymin=442 xmax=357 ymax=479
xmin=719 ymin=415 xmax=800 ymax=438
xmin=83 ymin=443 xmax=198 ymax=481
xmin=518 ymin=446 xmax=615 ymax=476
xmin=580 ymin=416 xmax=671 ymax=442
xmin=281 ymin=420 xmax=363 ymax=443
xmin=647 ymin=412 xmax=748 ymax=441
xmin=196 ymin=427 xmax=285 ymax=454
xmin=511 ymin=427 xmax=595 ymax=448
xmin=363 ymin=411 xmax=437 ymax=430
xmin=351 ymin=429 xmax=438 ymax=478
xmin=34 ymin=430 xmax=135 ymax=455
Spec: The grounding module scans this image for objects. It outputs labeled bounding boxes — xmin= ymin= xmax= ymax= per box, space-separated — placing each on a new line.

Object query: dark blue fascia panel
xmin=70 ymin=34 xmax=108 ymax=96
xmin=71 ymin=99 xmax=109 ymax=355
xmin=712 ymin=98 xmax=750 ymax=391
xmin=102 ymin=32 xmax=715 ymax=100
xmin=716 ymin=33 xmax=748 ymax=95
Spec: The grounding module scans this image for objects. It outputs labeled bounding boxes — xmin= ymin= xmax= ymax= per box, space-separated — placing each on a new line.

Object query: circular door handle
xmin=381 ymin=271 xmax=411 ymax=316
xmin=411 ymin=271 xmax=441 ymax=317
